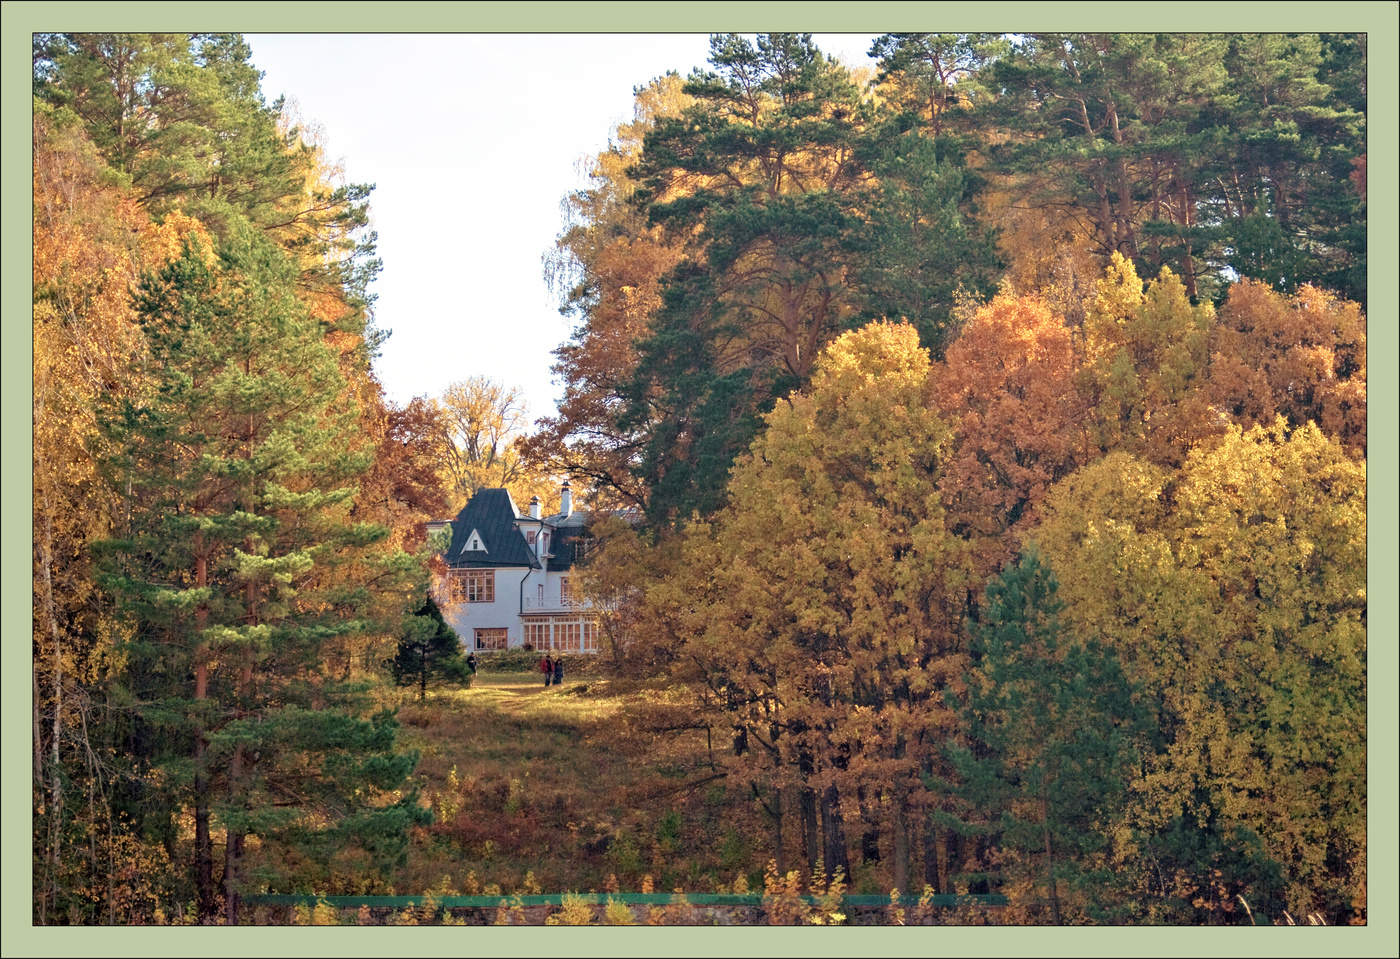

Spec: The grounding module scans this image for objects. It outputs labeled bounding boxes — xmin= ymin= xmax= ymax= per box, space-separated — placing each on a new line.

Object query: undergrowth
xmin=391 ymin=674 xmax=765 ymax=898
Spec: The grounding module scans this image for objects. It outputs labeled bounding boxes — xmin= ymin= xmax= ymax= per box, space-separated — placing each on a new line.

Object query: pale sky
xmin=244 ymin=34 xmax=881 ymax=423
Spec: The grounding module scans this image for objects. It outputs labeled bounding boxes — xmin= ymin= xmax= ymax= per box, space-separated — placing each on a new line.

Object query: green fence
xmin=246 ymin=892 xmax=1007 ymax=908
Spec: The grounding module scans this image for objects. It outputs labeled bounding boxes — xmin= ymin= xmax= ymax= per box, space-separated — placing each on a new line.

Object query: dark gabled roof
xmin=444 ymin=489 xmax=539 ymax=569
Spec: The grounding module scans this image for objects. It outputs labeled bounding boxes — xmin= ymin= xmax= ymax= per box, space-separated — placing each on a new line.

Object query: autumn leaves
xmin=32 ymin=36 xmax=437 ymax=923
xmin=641 ymin=256 xmax=1365 ymax=920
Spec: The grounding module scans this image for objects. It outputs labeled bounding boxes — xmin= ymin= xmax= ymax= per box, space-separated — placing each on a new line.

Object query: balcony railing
xmin=521 ymin=596 xmax=586 ymax=612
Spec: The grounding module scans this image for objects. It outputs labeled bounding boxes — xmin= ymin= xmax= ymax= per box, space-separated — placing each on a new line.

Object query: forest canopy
xmin=535 ymin=32 xmax=1367 ymax=924
xmin=31 ymin=31 xmax=1368 ymax=927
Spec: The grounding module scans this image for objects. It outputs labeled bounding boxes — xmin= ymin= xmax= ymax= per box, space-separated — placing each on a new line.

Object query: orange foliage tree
xmin=1208 ymin=280 xmax=1366 ymax=457
xmin=32 ymin=104 xmax=208 ymax=921
xmin=931 ymin=290 xmax=1088 ymax=586
xmin=526 ymin=75 xmax=690 ymax=512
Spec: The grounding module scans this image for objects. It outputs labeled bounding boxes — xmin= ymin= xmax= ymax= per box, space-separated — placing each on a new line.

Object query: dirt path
xmin=457 ymin=672 xmax=603 ymax=717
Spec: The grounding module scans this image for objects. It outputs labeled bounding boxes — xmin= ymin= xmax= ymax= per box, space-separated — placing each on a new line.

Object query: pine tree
xmin=392 ymin=596 xmax=472 ymax=700
xmin=950 ymin=549 xmax=1148 ymax=922
xmin=96 ymin=225 xmax=426 ymax=922
xmin=33 ymin=32 xmax=380 ymax=302
xmin=622 ymin=33 xmax=998 ymax=526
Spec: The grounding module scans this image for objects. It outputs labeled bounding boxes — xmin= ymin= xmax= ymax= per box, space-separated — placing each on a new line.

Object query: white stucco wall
xmin=437 ymin=564 xmax=600 ymax=653
xmin=439 ymin=567 xmax=533 ymax=650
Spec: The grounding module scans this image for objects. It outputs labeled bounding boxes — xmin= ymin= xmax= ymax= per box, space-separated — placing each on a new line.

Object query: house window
xmin=451 ymin=569 xmax=493 ymax=603
xmin=474 ymin=628 xmax=508 ymax=650
xmin=537 ymin=584 xmax=545 ymax=606
xmin=582 ymin=621 xmax=599 ymax=653
xmin=523 ymin=621 xmax=550 ymax=650
xmin=560 ymin=576 xmax=575 ymax=607
xmin=556 ymin=622 xmax=581 ymax=652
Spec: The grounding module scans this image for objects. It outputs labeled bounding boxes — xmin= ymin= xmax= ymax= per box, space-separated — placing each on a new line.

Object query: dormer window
xmin=463 ymin=528 xmax=487 ymax=553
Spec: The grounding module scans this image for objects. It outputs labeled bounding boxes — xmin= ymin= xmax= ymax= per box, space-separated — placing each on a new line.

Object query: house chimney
xmin=529 ymin=495 xmax=541 ymax=520
xmin=560 ymin=480 xmax=573 ymax=518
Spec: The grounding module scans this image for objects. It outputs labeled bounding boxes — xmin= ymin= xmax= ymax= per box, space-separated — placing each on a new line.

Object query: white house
xmin=433 ymin=482 xmax=605 ymax=654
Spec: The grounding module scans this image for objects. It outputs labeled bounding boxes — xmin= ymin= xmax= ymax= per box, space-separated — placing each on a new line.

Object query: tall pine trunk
xmin=224 ymin=742 xmax=246 ymax=926
xmin=223 ymin=831 xmax=244 ymax=924
xmin=799 ymin=786 xmax=819 ymax=875
xmin=819 ymin=784 xmax=850 ymax=885
xmin=193 ymin=751 xmax=214 ymax=919
xmin=892 ymin=791 xmax=910 ymax=895
xmin=921 ymin=819 xmax=941 ymax=894
xmin=1041 ymin=793 xmax=1061 ymax=924
xmin=193 ymin=548 xmax=216 ymax=921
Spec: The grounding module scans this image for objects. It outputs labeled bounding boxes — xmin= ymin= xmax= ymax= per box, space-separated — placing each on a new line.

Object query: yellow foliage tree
xmin=1035 ymin=421 xmax=1366 ymax=922
xmin=435 ymin=376 xmax=558 ymax=514
xmin=662 ymin=321 xmax=966 ymax=893
xmin=32 ymin=104 xmax=206 ymax=921
xmin=1079 ymin=253 xmax=1219 ymax=466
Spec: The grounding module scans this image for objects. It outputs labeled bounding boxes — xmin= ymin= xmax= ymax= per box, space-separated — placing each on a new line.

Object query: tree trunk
xmin=774 ymin=784 xmax=785 ymax=876
xmin=194 ymin=762 xmax=215 ymax=920
xmin=1106 ymin=97 xmax=1140 ymax=260
xmin=857 ymin=785 xmax=880 ymax=865
xmin=193 ymin=547 xmax=217 ymax=921
xmin=34 ymin=663 xmax=53 ymax=923
xmin=1180 ymin=184 xmax=1198 ymax=300
xmin=34 ymin=482 xmax=64 ymax=923
xmin=943 ymin=827 xmax=962 ymax=895
xmin=224 ymin=828 xmax=244 ymax=925
xmin=922 ymin=818 xmax=941 ymax=894
xmin=860 ymin=826 xmax=881 ymax=865
xmin=1041 ymin=794 xmax=1061 ymax=924
xmin=799 ymin=786 xmax=819 ymax=876
xmin=892 ymin=793 xmax=910 ymax=896
xmin=819 ymin=784 xmax=850 ymax=885
xmin=227 ymin=542 xmax=256 ymax=927
xmin=224 ymin=743 xmax=249 ymax=923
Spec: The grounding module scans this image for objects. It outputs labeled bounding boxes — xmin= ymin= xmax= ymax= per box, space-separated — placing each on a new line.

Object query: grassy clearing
xmin=387 ymin=670 xmax=769 ymax=898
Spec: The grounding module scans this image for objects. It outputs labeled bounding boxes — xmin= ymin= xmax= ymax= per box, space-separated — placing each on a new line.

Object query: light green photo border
xmin=3 ymin=3 xmax=1395 ymax=956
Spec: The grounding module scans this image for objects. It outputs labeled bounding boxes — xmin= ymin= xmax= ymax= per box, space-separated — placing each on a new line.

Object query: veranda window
xmin=524 ymin=621 xmax=550 ymax=649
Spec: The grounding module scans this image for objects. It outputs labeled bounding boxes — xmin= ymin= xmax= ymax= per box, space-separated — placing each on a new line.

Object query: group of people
xmin=539 ymin=654 xmax=564 ymax=687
